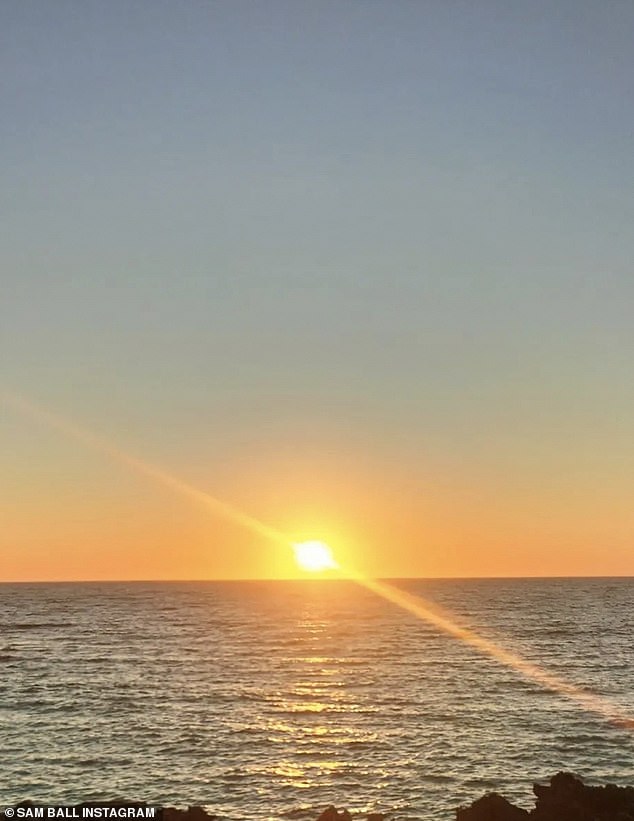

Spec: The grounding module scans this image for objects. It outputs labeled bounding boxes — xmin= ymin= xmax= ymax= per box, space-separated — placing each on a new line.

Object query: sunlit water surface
xmin=1 ymin=579 xmax=633 ymax=819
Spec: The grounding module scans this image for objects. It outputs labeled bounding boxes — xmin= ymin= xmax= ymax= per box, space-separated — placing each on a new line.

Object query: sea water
xmin=1 ymin=578 xmax=633 ymax=819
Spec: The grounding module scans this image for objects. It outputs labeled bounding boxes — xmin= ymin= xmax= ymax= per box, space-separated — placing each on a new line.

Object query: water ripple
xmin=0 ymin=578 xmax=633 ymax=820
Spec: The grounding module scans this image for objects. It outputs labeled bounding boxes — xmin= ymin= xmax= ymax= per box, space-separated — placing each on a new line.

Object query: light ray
xmin=350 ymin=572 xmax=634 ymax=729
xmin=1 ymin=390 xmax=288 ymax=547
xmin=3 ymin=389 xmax=633 ymax=730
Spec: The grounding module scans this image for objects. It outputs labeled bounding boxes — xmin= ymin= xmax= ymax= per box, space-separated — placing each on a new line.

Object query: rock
xmin=531 ymin=771 xmax=634 ymax=820
xmin=457 ymin=792 xmax=529 ymax=820
xmin=315 ymin=807 xmax=353 ymax=821
xmin=458 ymin=771 xmax=634 ymax=821
xmin=157 ymin=808 xmax=218 ymax=821
xmin=5 ymin=773 xmax=634 ymax=821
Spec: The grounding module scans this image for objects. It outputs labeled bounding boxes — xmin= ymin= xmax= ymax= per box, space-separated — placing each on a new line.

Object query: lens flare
xmin=351 ymin=573 xmax=634 ymax=730
xmin=1 ymin=391 xmax=288 ymax=547
xmin=3 ymin=388 xmax=634 ymax=732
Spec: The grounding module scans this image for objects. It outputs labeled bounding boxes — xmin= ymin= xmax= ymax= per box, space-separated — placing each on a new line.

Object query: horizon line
xmin=1 ymin=573 xmax=633 ymax=585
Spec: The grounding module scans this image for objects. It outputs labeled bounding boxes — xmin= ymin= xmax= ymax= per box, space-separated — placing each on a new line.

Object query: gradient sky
xmin=2 ymin=1 xmax=634 ymax=581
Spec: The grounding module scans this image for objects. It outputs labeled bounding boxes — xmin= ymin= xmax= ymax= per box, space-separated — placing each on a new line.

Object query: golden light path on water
xmin=3 ymin=389 xmax=634 ymax=732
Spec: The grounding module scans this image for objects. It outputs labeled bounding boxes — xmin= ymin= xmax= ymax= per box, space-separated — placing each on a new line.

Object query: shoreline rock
xmin=3 ymin=774 xmax=634 ymax=821
xmin=457 ymin=771 xmax=634 ymax=820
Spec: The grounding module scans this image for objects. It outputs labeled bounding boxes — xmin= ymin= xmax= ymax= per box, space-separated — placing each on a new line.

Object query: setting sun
xmin=292 ymin=540 xmax=339 ymax=573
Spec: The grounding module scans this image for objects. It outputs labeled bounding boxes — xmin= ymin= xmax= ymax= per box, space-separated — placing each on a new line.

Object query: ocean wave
xmin=5 ymin=622 xmax=73 ymax=631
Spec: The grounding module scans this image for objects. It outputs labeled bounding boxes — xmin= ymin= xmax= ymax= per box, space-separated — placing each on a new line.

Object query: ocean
xmin=1 ymin=578 xmax=633 ymax=819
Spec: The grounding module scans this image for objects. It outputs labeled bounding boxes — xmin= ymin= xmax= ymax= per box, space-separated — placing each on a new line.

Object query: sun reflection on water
xmin=259 ymin=603 xmax=378 ymax=792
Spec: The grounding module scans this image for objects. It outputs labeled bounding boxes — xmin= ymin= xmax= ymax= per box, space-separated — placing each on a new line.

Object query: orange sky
xmin=2 ymin=394 xmax=633 ymax=582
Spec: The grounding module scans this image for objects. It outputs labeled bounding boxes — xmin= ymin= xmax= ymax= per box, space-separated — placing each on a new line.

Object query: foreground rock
xmin=458 ymin=772 xmax=634 ymax=820
xmin=315 ymin=808 xmax=352 ymax=821
xmin=4 ymin=774 xmax=634 ymax=820
xmin=457 ymin=793 xmax=528 ymax=820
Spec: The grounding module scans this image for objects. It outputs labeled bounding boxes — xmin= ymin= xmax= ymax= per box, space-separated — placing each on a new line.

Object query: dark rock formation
xmin=457 ymin=772 xmax=634 ymax=821
xmin=4 ymin=773 xmax=634 ymax=821
xmin=456 ymin=793 xmax=528 ymax=820
xmin=532 ymin=771 xmax=634 ymax=820
xmin=315 ymin=808 xmax=352 ymax=821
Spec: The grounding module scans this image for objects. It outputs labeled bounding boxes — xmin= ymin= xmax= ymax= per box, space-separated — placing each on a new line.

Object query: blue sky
xmin=2 ymin=1 xmax=634 ymax=578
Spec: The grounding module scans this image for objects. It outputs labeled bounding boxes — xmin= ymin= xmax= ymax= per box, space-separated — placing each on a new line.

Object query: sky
xmin=2 ymin=0 xmax=634 ymax=581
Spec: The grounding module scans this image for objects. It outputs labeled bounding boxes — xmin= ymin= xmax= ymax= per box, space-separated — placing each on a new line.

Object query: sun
xmin=293 ymin=540 xmax=339 ymax=573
